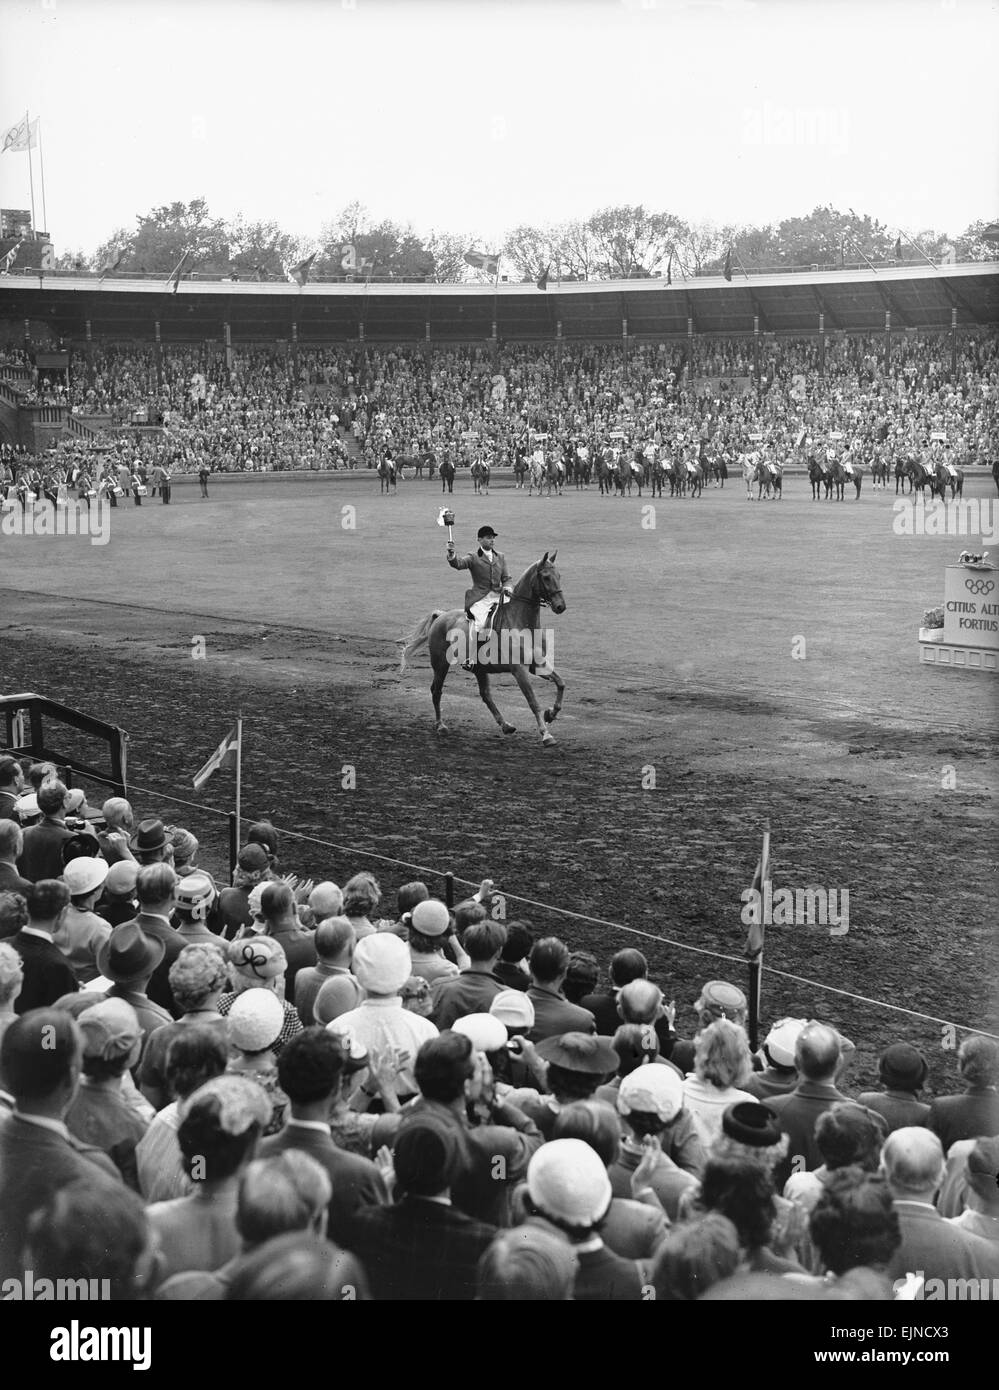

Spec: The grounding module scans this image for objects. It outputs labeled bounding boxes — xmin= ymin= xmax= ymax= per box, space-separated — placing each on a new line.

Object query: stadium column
xmin=818 ymin=314 xmax=825 ymax=377
xmin=154 ymin=321 xmax=162 ymax=389
xmin=84 ymin=320 xmax=92 ymax=365
xmin=950 ymin=308 xmax=958 ymax=380
xmin=884 ymin=310 xmax=891 ymax=373
xmin=224 ymin=322 xmax=232 ymax=380
xmin=622 ymin=317 xmax=629 ymax=373
xmin=754 ymin=315 xmax=761 ymax=396
xmin=291 ymin=321 xmax=299 ymax=382
xmin=687 ymin=316 xmax=695 ymax=382
xmin=556 ymin=320 xmax=562 ymax=383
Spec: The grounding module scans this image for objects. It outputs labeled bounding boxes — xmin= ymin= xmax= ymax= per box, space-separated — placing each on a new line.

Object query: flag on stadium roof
xmin=536 ymin=265 xmax=549 ymax=292
xmin=99 ymin=246 xmax=126 ymax=279
xmin=723 ymin=248 xmax=732 ymax=282
xmin=166 ymin=250 xmax=192 ymax=294
xmin=1 ymin=115 xmax=38 ymax=154
xmin=894 ymin=236 xmax=903 ymax=260
xmin=464 ymin=249 xmax=499 ymax=276
xmin=0 ymin=244 xmax=18 ymax=275
xmin=288 ymin=252 xmax=317 ymax=287
xmin=666 ymin=252 xmax=672 ymax=286
xmin=193 ymin=725 xmax=240 ymax=791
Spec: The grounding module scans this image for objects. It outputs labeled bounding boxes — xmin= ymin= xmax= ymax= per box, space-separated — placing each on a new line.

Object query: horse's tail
xmin=399 ymin=611 xmax=441 ymax=673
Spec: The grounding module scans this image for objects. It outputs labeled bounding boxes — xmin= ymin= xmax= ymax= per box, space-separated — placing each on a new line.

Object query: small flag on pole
xmin=288 ymin=252 xmax=317 ymax=287
xmin=99 ymin=246 xmax=126 ymax=279
xmin=744 ymin=821 xmax=771 ymax=961
xmin=0 ymin=244 xmax=18 ymax=275
xmin=536 ymin=265 xmax=549 ymax=292
xmin=666 ymin=252 xmax=672 ymax=286
xmin=464 ymin=249 xmax=499 ymax=276
xmin=723 ymin=248 xmax=733 ymax=282
xmin=193 ymin=725 xmax=240 ymax=791
xmin=894 ymin=236 xmax=903 ymax=261
xmin=1 ymin=115 xmax=38 ymax=154
xmin=167 ymin=250 xmax=192 ymax=294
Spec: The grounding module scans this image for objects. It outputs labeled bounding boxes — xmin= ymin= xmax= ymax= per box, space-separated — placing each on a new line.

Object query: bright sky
xmin=1 ymin=0 xmax=996 ymax=255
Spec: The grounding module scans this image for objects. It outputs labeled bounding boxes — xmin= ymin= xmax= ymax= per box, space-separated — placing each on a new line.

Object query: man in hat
xmin=55 ymin=856 xmax=112 ymax=984
xmin=98 ymin=920 xmax=172 ymax=1051
xmin=98 ymin=860 xmax=141 ymax=928
xmin=669 ymin=980 xmax=749 ymax=1075
xmin=128 ymin=818 xmax=171 ymax=867
xmin=446 ymin=524 xmax=513 ymax=671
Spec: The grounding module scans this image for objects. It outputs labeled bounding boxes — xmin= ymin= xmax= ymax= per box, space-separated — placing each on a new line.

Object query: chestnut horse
xmin=399 ymin=552 xmax=567 ymax=745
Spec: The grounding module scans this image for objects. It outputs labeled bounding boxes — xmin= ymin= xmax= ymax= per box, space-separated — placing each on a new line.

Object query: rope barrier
xmin=4 ymin=754 xmax=995 ymax=1042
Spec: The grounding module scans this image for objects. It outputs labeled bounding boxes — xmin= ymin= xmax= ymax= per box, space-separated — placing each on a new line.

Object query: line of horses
xmin=509 ymin=451 xmax=725 ymax=499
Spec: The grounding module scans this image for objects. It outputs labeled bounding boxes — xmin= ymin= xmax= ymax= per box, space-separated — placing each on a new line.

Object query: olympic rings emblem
xmin=964 ymin=578 xmax=995 ymax=597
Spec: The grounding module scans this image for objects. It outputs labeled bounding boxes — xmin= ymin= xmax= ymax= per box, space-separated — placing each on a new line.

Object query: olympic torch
xmin=437 ymin=507 xmax=456 ymax=546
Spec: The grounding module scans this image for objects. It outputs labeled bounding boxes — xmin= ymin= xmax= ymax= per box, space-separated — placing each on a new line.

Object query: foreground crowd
xmin=1 ymin=329 xmax=996 ymax=494
xmin=1 ymin=758 xmax=998 ymax=1301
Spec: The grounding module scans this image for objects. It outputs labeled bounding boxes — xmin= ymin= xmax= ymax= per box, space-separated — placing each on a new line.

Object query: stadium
xmin=1 ymin=0 xmax=998 ymax=1331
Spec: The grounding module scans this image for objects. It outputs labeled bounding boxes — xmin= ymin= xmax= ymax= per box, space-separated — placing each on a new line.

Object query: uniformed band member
xmin=446 ymin=524 xmax=513 ymax=671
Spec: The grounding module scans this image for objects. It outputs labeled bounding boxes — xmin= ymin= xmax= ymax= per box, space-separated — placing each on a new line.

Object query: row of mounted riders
xmin=377 ymin=445 xmax=981 ymax=502
xmin=379 ymin=446 xmax=733 ymax=498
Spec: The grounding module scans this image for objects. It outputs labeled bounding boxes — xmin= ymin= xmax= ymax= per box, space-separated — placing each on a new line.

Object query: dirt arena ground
xmin=2 ymin=469 xmax=997 ymax=1089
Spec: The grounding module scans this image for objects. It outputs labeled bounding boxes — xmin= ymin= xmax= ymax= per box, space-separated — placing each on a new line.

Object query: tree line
xmin=56 ymin=198 xmax=996 ymax=281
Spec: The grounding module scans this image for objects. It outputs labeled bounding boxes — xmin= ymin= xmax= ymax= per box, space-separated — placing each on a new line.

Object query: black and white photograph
xmin=0 ymin=0 xmax=997 ymax=1348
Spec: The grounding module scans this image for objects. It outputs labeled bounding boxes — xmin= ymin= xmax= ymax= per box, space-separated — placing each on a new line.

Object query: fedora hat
xmin=97 ymin=921 xmax=165 ymax=983
xmin=129 ymin=817 xmax=168 ymax=853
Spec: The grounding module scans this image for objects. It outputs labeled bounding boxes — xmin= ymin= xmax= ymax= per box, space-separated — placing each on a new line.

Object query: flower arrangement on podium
xmin=919 ymin=606 xmax=945 ymax=643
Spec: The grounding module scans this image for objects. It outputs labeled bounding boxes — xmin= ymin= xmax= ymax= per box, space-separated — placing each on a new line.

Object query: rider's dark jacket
xmin=448 ymin=547 xmax=510 ymax=611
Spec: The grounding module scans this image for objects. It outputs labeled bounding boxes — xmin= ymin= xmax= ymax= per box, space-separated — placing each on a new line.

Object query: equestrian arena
xmin=3 ymin=462 xmax=997 ymax=1087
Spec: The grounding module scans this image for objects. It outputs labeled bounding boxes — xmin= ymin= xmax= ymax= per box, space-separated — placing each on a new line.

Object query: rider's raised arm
xmin=447 ymin=549 xmax=471 ymax=570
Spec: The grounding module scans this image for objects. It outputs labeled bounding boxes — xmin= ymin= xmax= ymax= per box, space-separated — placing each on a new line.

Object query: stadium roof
xmin=2 ymin=262 xmax=996 ymax=344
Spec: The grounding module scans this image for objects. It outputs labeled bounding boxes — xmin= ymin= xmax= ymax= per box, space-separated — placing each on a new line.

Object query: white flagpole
xmin=25 ymin=112 xmax=37 ymax=234
xmin=37 ymin=118 xmax=48 ymax=234
xmin=234 ymin=714 xmax=243 ymax=842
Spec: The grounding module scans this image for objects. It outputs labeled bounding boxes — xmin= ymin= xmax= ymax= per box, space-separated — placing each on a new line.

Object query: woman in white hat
xmin=219 ymin=936 xmax=303 ymax=1055
xmin=226 ymin=990 xmax=290 ymax=1137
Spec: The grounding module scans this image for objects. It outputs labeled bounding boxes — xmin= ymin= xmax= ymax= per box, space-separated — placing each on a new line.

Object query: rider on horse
xmin=446 ymin=524 xmax=513 ymax=671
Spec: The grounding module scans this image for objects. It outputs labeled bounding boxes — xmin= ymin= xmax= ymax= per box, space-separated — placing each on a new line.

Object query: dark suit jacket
xmin=430 ymin=969 xmax=507 ymax=1031
xmin=580 ymin=988 xmax=621 ymax=1035
xmin=927 ymin=1090 xmax=999 ymax=1153
xmin=119 ymin=912 xmax=187 ymax=1018
xmin=16 ymin=817 xmax=74 ymax=883
xmin=526 ymin=985 xmax=596 ymax=1042
xmin=856 ymin=1089 xmax=930 ymax=1135
xmin=0 ymin=790 xmax=19 ymax=822
xmin=887 ymin=1201 xmax=999 ymax=1288
xmin=350 ymin=1196 xmax=496 ymax=1300
xmin=257 ymin=1121 xmax=388 ymax=1248
xmin=447 ymin=546 xmax=510 ymax=610
xmin=10 ymin=930 xmax=78 ymax=1013
xmin=767 ymin=1079 xmax=850 ymax=1186
xmin=267 ymin=927 xmax=318 ymax=1004
xmin=0 ymin=861 xmax=33 ymax=907
xmin=0 ymin=1113 xmax=121 ymax=1280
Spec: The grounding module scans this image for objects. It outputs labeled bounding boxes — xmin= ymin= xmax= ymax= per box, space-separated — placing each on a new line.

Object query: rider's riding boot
xmin=462 ymin=629 xmax=480 ymax=672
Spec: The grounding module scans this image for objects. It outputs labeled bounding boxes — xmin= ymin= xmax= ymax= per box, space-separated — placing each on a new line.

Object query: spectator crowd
xmin=1 ymin=330 xmax=996 ymax=499
xmin=1 ymin=754 xmax=998 ymax=1302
